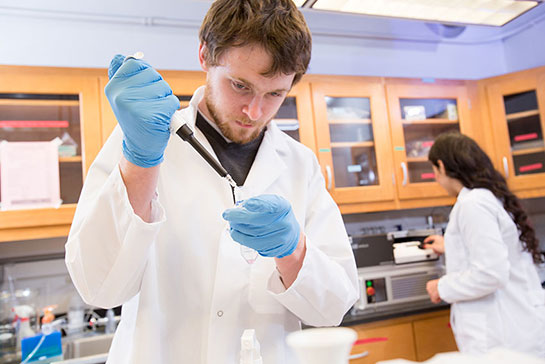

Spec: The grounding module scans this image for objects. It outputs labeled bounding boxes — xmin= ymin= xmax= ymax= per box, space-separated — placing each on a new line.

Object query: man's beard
xmin=204 ymin=90 xmax=266 ymax=145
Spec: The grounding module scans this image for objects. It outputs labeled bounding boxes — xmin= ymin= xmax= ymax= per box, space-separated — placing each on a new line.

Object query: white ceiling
xmin=0 ymin=0 xmax=543 ymax=44
xmin=0 ymin=0 xmax=544 ymax=78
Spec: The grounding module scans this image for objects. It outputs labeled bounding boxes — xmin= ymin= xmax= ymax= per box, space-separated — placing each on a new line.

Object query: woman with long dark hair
xmin=423 ymin=132 xmax=545 ymax=357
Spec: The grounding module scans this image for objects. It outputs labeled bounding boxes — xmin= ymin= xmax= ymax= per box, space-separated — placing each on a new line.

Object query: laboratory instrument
xmin=348 ymin=228 xmax=446 ymax=320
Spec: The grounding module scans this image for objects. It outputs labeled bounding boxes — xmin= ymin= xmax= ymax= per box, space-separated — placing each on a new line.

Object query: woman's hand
xmin=422 ymin=235 xmax=445 ymax=255
xmin=426 ymin=279 xmax=442 ymax=304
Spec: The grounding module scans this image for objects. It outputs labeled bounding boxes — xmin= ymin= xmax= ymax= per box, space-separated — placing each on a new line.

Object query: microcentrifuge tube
xmin=233 ymin=190 xmax=259 ymax=265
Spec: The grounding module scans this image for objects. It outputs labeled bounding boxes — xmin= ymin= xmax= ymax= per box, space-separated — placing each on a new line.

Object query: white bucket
xmin=286 ymin=327 xmax=357 ymax=364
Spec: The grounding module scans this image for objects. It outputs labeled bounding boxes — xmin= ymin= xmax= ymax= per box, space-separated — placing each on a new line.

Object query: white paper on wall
xmin=0 ymin=138 xmax=63 ymax=211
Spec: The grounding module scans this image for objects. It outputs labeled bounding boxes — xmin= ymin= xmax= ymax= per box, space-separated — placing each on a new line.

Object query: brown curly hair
xmin=429 ymin=132 xmax=543 ymax=264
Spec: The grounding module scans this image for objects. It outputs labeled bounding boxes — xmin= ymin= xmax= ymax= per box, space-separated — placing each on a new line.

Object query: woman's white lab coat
xmin=65 ymin=87 xmax=359 ymax=364
xmin=438 ymin=187 xmax=545 ymax=357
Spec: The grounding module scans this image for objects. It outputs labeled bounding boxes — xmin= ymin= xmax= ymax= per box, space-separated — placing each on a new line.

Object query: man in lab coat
xmin=65 ymin=0 xmax=359 ymax=363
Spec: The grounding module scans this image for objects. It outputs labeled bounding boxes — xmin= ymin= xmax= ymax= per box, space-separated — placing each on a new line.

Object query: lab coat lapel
xmin=243 ymin=124 xmax=287 ymax=195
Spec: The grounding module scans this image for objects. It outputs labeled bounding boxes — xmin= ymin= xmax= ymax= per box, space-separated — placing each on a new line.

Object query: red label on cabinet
xmin=0 ymin=120 xmax=69 ymax=128
xmin=519 ymin=163 xmax=543 ymax=173
xmin=421 ymin=141 xmax=434 ymax=148
xmin=514 ymin=133 xmax=538 ymax=142
xmin=421 ymin=172 xmax=435 ymax=180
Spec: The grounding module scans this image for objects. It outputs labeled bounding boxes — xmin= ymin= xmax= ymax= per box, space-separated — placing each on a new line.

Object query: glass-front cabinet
xmin=386 ymin=82 xmax=471 ymax=200
xmin=487 ymin=72 xmax=545 ymax=192
xmin=312 ymin=78 xmax=395 ymax=204
xmin=271 ymin=81 xmax=316 ymax=152
xmin=0 ymin=67 xmax=101 ymax=242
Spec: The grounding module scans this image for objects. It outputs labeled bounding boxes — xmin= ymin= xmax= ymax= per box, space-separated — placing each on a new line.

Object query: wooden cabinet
xmin=349 ymin=309 xmax=457 ymax=363
xmin=386 ymin=80 xmax=472 ymax=201
xmin=308 ymin=76 xmax=474 ymax=211
xmin=0 ymin=66 xmax=102 ymax=242
xmin=4 ymin=65 xmax=545 ymax=244
xmin=482 ymin=66 xmax=545 ymax=197
xmin=413 ymin=313 xmax=457 ymax=361
xmin=310 ymin=76 xmax=395 ymax=205
xmin=350 ymin=322 xmax=416 ymax=363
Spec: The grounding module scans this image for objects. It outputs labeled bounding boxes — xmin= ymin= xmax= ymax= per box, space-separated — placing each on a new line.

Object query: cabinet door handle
xmin=502 ymin=156 xmax=509 ymax=179
xmin=355 ymin=276 xmax=367 ymax=311
xmin=401 ymin=162 xmax=408 ymax=186
xmin=349 ymin=351 xmax=369 ymax=360
xmin=325 ymin=165 xmax=332 ymax=191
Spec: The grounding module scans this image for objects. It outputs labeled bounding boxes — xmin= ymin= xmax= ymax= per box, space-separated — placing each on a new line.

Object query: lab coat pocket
xmin=454 ymin=311 xmax=488 ymax=354
xmin=248 ymin=258 xmax=285 ymax=314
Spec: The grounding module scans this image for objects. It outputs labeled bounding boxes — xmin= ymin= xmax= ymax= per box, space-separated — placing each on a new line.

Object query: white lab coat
xmin=65 ymin=86 xmax=359 ymax=364
xmin=438 ymin=187 xmax=545 ymax=357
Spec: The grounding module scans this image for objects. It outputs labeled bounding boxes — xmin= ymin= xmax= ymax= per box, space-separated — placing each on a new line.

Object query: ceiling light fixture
xmin=301 ymin=0 xmax=542 ymax=27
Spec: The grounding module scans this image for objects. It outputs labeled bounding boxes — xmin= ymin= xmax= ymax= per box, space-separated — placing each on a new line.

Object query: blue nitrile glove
xmin=222 ymin=194 xmax=301 ymax=258
xmin=105 ymin=54 xmax=180 ymax=167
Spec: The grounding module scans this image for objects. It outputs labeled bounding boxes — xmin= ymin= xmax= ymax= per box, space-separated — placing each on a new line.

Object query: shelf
xmin=506 ymin=109 xmax=539 ymax=121
xmin=512 ymin=146 xmax=545 ymax=156
xmin=0 ymin=99 xmax=79 ymax=107
xmin=0 ymin=204 xmax=76 ymax=230
xmin=328 ymin=118 xmax=372 ymax=124
xmin=331 ymin=141 xmax=375 ymax=148
xmin=402 ymin=119 xmax=458 ymax=125
xmin=407 ymin=156 xmax=429 ymax=162
xmin=59 ymin=156 xmax=82 ymax=163
xmin=511 ymin=139 xmax=544 ymax=151
xmin=273 ymin=118 xmax=299 ymax=125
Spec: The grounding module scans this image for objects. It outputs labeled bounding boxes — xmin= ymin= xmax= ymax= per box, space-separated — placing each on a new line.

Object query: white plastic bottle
xmin=66 ymin=295 xmax=85 ymax=335
xmin=13 ymin=305 xmax=35 ymax=350
xmin=240 ymin=329 xmax=263 ymax=364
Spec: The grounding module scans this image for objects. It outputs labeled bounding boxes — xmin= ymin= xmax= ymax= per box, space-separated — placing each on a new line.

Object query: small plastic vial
xmin=231 ymin=185 xmax=259 ymax=265
xmin=233 ymin=199 xmax=259 ymax=265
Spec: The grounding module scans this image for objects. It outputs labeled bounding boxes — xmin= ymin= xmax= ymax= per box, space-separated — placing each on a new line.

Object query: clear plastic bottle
xmin=58 ymin=131 xmax=78 ymax=157
xmin=66 ymin=295 xmax=85 ymax=336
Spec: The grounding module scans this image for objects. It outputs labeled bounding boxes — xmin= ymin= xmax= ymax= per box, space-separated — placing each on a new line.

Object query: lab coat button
xmin=217 ymin=310 xmax=224 ymax=317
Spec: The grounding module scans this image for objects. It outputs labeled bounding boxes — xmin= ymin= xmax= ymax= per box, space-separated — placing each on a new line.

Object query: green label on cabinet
xmin=394 ymin=146 xmax=405 ymax=151
xmin=319 ymin=148 xmax=331 ymax=153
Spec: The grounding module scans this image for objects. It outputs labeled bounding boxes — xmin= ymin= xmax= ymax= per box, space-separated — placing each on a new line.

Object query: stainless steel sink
xmin=52 ymin=333 xmax=114 ymax=364
xmin=67 ymin=333 xmax=113 ymax=358
xmin=52 ymin=353 xmax=108 ymax=364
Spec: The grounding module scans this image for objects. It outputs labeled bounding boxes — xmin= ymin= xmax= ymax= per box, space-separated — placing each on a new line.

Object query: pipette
xmin=170 ymin=111 xmax=237 ymax=189
xmin=171 ymin=111 xmax=258 ymax=264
